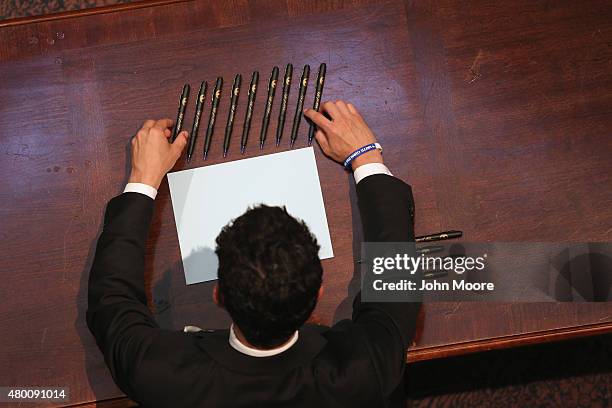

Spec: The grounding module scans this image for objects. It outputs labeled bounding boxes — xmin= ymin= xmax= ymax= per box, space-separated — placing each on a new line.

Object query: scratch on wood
xmin=422 ymin=80 xmax=435 ymax=120
xmin=466 ymin=49 xmax=484 ymax=83
xmin=62 ymin=216 xmax=75 ymax=282
xmin=40 ymin=327 xmax=48 ymax=350
xmin=443 ymin=303 xmax=462 ymax=317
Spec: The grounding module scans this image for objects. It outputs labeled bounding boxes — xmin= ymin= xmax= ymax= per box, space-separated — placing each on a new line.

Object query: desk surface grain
xmin=1 ymin=0 xmax=611 ymax=406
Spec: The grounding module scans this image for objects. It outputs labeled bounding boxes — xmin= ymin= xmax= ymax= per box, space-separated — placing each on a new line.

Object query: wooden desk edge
xmin=0 ymin=0 xmax=192 ymax=28
xmin=407 ymin=320 xmax=612 ymax=362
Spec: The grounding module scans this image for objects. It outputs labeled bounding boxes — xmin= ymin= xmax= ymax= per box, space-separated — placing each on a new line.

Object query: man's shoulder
xmin=305 ymin=320 xmax=374 ymax=365
xmin=303 ymin=322 xmax=384 ymax=403
xmin=137 ymin=328 xmax=218 ymax=368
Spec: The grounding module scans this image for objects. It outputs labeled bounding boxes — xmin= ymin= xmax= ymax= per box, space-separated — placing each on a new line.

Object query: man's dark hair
xmin=215 ymin=205 xmax=322 ymax=348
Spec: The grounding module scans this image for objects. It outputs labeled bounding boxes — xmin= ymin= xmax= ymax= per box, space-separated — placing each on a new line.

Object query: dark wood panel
xmin=0 ymin=0 xmax=611 ymax=406
xmin=401 ymin=0 xmax=612 ymax=352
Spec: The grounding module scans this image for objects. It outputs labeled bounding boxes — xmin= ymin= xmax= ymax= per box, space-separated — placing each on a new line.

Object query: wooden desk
xmin=1 ymin=0 xmax=611 ymax=406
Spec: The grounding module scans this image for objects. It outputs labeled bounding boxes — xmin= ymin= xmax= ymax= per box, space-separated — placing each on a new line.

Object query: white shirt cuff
xmin=353 ymin=163 xmax=393 ymax=184
xmin=123 ymin=182 xmax=158 ymax=200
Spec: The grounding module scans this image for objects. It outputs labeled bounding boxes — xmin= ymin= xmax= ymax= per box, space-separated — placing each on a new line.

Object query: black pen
xmin=203 ymin=77 xmax=223 ymax=160
xmin=290 ymin=64 xmax=310 ymax=148
xmin=415 ymin=230 xmax=463 ymax=243
xmin=416 ymin=245 xmax=444 ymax=255
xmin=241 ymin=71 xmax=259 ymax=154
xmin=187 ymin=81 xmax=207 ymax=163
xmin=223 ymin=74 xmax=241 ymax=158
xmin=260 ymin=66 xmax=279 ymax=149
xmin=276 ymin=63 xmax=293 ymax=147
xmin=308 ymin=63 xmax=326 ymax=146
xmin=171 ymin=84 xmax=190 ymax=142
xmin=423 ymin=270 xmax=449 ymax=280
xmin=357 ymin=245 xmax=446 ymax=264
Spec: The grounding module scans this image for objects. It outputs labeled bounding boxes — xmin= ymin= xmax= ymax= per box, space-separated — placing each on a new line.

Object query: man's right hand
xmin=128 ymin=119 xmax=189 ymax=189
xmin=304 ymin=101 xmax=383 ymax=170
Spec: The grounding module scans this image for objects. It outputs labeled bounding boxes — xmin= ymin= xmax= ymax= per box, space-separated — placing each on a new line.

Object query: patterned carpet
xmin=407 ymin=333 xmax=612 ymax=407
xmin=0 ymin=0 xmax=133 ymax=20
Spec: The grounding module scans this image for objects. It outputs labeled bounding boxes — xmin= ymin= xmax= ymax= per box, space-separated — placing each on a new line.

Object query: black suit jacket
xmin=87 ymin=174 xmax=420 ymax=407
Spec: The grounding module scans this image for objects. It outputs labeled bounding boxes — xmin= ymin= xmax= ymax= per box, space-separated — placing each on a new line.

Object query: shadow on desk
xmin=332 ymin=173 xmax=362 ymax=324
xmin=71 ymin=136 xmax=166 ymax=405
xmin=151 ymin=248 xmax=231 ymax=332
xmin=75 ymin=221 xmax=119 ymax=404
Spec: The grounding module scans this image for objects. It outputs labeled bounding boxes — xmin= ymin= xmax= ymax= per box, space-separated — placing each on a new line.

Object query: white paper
xmin=167 ymin=147 xmax=334 ymax=284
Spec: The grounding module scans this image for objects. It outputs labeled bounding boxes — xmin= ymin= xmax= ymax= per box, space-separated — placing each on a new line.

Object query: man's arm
xmin=352 ymin=173 xmax=420 ymax=395
xmin=86 ymin=192 xmax=159 ymax=395
xmin=86 ymin=119 xmax=188 ymax=396
xmin=305 ymin=102 xmax=421 ymax=399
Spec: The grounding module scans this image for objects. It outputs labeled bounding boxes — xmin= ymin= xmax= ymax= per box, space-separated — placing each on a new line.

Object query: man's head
xmin=215 ymin=205 xmax=322 ymax=348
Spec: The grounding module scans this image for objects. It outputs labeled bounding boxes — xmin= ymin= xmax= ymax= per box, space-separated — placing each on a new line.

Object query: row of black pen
xmin=168 ymin=63 xmax=326 ymax=162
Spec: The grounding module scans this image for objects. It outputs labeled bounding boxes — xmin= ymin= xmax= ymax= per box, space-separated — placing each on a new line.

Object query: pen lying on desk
xmin=204 ymin=77 xmax=223 ymax=160
xmin=415 ymin=230 xmax=463 ymax=243
xmin=171 ymin=84 xmax=190 ymax=142
xmin=415 ymin=245 xmax=444 ymax=255
xmin=260 ymin=66 xmax=279 ymax=149
xmin=276 ymin=63 xmax=293 ymax=147
xmin=223 ymin=74 xmax=241 ymax=158
xmin=187 ymin=81 xmax=207 ymax=162
xmin=241 ymin=71 xmax=259 ymax=154
xmin=308 ymin=63 xmax=326 ymax=146
xmin=422 ymin=270 xmax=449 ymax=280
xmin=356 ymin=245 xmax=442 ymax=264
xmin=290 ymin=64 xmax=310 ymax=148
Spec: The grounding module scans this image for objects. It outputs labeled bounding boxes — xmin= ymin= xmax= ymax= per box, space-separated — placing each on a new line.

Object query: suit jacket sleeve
xmin=352 ymin=173 xmax=421 ymax=398
xmin=86 ymin=192 xmax=165 ymax=398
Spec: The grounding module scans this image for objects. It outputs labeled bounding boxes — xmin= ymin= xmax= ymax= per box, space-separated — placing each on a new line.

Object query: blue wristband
xmin=343 ymin=143 xmax=382 ymax=169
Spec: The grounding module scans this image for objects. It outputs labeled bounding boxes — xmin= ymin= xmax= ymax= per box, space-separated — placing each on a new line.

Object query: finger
xmin=142 ymin=119 xmax=156 ymax=129
xmin=314 ymin=130 xmax=330 ymax=154
xmin=304 ymin=108 xmax=332 ymax=131
xmin=153 ymin=118 xmax=174 ymax=131
xmin=171 ymin=130 xmax=189 ymax=156
xmin=347 ymin=103 xmax=365 ymax=122
xmin=320 ymin=101 xmax=341 ymax=120
xmin=335 ymin=100 xmax=350 ymax=115
xmin=164 ymin=129 xmax=172 ymax=138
